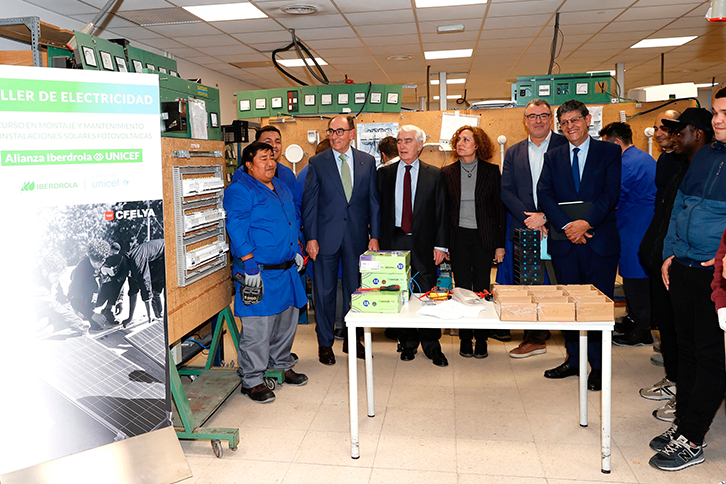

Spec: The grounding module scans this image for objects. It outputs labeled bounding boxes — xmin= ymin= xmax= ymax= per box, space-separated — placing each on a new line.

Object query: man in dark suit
xmin=302 ymin=115 xmax=381 ymax=365
xmin=537 ymin=99 xmax=622 ymax=391
xmin=378 ymin=125 xmax=449 ymax=366
xmin=501 ymin=98 xmax=568 ymax=359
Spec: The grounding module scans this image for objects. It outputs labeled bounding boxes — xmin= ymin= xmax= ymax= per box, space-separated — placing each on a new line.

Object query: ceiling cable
xmin=271 ymin=29 xmax=329 ymax=86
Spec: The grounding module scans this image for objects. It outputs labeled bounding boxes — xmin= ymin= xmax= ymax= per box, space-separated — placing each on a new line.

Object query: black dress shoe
xmin=588 ymin=369 xmax=602 ymax=391
xmin=334 ymin=328 xmax=345 ymax=340
xmin=544 ymin=361 xmax=578 ymax=379
xmin=318 ymin=346 xmax=336 ymax=365
xmin=459 ymin=339 xmax=474 ymax=358
xmin=474 ymin=340 xmax=488 ymax=359
xmin=428 ymin=350 xmax=448 ymax=367
xmin=284 ymin=369 xmax=308 ymax=386
xmin=400 ymin=348 xmax=416 ymax=361
xmin=342 ymin=339 xmax=366 ymax=359
xmin=490 ymin=329 xmax=511 ymax=342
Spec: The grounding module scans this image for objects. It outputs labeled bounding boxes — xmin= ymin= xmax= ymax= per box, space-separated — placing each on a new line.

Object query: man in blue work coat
xmin=599 ymin=122 xmax=656 ymax=346
xmin=224 ymin=141 xmax=309 ymax=404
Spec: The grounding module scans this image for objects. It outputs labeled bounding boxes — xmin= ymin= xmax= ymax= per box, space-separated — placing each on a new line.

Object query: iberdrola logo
xmin=22 ymin=181 xmax=35 ymax=191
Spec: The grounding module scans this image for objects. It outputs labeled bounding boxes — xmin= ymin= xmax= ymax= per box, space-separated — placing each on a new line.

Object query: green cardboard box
xmin=351 ymin=289 xmax=406 ymax=313
xmin=359 ymin=250 xmax=410 ymax=274
xmin=360 ymin=271 xmax=410 ymax=298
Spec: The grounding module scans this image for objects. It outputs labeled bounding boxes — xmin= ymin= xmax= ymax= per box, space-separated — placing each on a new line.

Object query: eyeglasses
xmin=326 ymin=128 xmax=353 ymax=136
xmin=397 ymin=138 xmax=417 ymax=145
xmin=525 ymin=113 xmax=552 ymax=121
xmin=654 ymin=125 xmax=669 ymax=132
xmin=559 ymin=115 xmax=584 ymax=127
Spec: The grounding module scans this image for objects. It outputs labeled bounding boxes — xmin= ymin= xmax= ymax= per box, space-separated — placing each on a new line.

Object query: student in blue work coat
xmin=224 ymin=141 xmax=309 ymax=404
xmin=600 ymin=122 xmax=656 ymax=347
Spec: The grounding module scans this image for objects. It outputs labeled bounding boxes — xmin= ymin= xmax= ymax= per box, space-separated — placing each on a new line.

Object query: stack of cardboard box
xmin=351 ymin=250 xmax=411 ymax=313
xmin=493 ymin=284 xmax=613 ymax=322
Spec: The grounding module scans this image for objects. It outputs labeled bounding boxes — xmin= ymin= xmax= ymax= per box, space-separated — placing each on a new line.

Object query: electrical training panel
xmin=512 ymin=73 xmax=613 ymax=107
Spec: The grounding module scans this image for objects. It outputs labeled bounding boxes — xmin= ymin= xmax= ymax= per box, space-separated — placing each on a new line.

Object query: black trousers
xmin=622 ymin=277 xmax=651 ymax=329
xmin=650 ymin=274 xmax=678 ymax=382
xmin=391 ymin=229 xmax=442 ymax=355
xmin=450 ymin=227 xmax=492 ymax=342
xmin=669 ymin=261 xmax=725 ymax=445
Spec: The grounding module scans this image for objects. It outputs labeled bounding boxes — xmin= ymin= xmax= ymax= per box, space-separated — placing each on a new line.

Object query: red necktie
xmin=402 ymin=165 xmax=412 ymax=234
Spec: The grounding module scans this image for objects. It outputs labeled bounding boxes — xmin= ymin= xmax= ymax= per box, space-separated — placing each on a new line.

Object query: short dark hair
xmin=328 ymin=115 xmax=355 ymax=130
xmin=716 ymin=86 xmax=726 ymax=99
xmin=255 ymin=125 xmax=281 ymax=142
xmin=242 ymin=141 xmax=273 ymax=172
xmin=525 ymin=98 xmax=552 ymax=113
xmin=378 ymin=136 xmax=398 ymax=159
xmin=557 ymin=99 xmax=589 ymax=121
xmin=315 ymin=138 xmax=331 ymax=155
xmin=599 ymin=122 xmax=633 ymax=145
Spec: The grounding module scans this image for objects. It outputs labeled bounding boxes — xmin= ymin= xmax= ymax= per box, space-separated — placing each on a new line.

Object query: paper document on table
xmin=416 ymin=299 xmax=485 ymax=320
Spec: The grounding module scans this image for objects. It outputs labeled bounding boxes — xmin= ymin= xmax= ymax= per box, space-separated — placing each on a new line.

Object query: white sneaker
xmin=653 ymin=396 xmax=677 ymax=422
xmin=640 ymin=377 xmax=676 ymax=401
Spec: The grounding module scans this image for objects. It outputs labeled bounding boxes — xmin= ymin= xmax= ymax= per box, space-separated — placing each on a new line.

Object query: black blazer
xmin=442 ymin=159 xmax=506 ymax=251
xmin=377 ymin=160 xmax=448 ymax=279
xmin=501 ymin=132 xmax=568 ymax=240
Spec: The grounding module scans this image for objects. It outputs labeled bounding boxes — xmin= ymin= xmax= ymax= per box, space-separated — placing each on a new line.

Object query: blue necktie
xmin=572 ymin=147 xmax=580 ymax=192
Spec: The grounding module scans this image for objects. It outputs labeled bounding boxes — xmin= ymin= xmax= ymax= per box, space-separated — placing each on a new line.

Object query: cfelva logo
xmin=104 ymin=206 xmax=157 ymax=221
xmin=22 ymin=180 xmax=79 ymax=192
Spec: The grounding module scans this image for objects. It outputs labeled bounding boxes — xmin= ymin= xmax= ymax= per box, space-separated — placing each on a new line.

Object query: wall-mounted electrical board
xmin=512 ymin=73 xmax=612 ymax=107
xmin=236 ymin=83 xmax=403 ymax=120
xmin=159 ymin=74 xmax=221 ymax=141
xmin=172 ymin=163 xmax=229 ymax=287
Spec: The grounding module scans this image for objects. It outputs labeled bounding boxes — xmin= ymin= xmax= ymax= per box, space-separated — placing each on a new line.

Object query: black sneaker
xmin=613 ymin=326 xmax=653 ymax=347
xmin=474 ymin=340 xmax=488 ymax=359
xmin=334 ymin=328 xmax=345 ymax=340
xmin=459 ymin=339 xmax=474 ymax=357
xmin=241 ymin=383 xmax=275 ymax=403
xmin=614 ymin=315 xmax=635 ymax=336
xmin=284 ymin=369 xmax=308 ymax=386
xmin=649 ymin=424 xmax=679 ymax=452
xmin=490 ymin=330 xmax=511 ymax=342
xmin=649 ymin=434 xmax=704 ymax=471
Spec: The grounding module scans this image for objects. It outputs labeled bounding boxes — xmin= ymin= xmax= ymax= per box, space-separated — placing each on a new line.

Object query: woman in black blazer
xmin=442 ymin=126 xmax=507 ymax=358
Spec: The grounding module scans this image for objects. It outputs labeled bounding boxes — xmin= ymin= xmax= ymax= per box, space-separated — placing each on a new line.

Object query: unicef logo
xmin=93 ymin=153 xmax=105 ymax=162
xmin=397 ymin=263 xmax=403 ymax=270
xmin=373 ymin=278 xmax=379 ymax=284
xmin=363 ymin=300 xmax=369 ymax=307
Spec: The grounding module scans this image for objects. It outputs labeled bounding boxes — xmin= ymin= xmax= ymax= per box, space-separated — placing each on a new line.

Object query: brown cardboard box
xmin=527 ymin=285 xmax=561 ymax=292
xmin=537 ymin=301 xmax=576 ymax=321
xmin=496 ymin=301 xmax=538 ymax=321
xmin=492 ymin=285 xmax=528 ymax=296
xmin=559 ymin=284 xmax=599 ymax=295
xmin=495 ymin=294 xmax=534 ymax=304
xmin=531 ymin=292 xmax=568 ymax=301
xmin=575 ymin=296 xmax=615 ymax=321
xmin=568 ymin=294 xmax=609 ymax=303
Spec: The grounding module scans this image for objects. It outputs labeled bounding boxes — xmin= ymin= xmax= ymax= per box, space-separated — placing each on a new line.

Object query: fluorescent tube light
xmin=630 ymin=36 xmax=697 ymax=49
xmin=424 ymin=49 xmax=473 ymax=60
xmin=417 ymin=0 xmax=487 ymax=7
xmin=430 ymin=78 xmax=467 ymax=85
xmin=183 ymin=2 xmax=267 ymax=22
xmin=433 ymin=95 xmax=462 ymax=100
xmin=278 ymin=57 xmax=328 ymax=67
xmin=437 ymin=24 xmax=465 ymax=33
xmin=587 ymin=70 xmax=616 ymax=76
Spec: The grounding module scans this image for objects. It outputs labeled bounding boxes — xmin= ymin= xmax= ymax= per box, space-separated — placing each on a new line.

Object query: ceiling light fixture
xmin=437 ymin=24 xmax=465 ymax=34
xmin=416 ymin=0 xmax=487 ymax=8
xmin=430 ymin=78 xmax=467 ymax=85
xmin=424 ymin=48 xmax=473 ymax=60
xmin=387 ymin=55 xmax=412 ymax=61
xmin=630 ymin=36 xmax=697 ymax=49
xmin=278 ymin=57 xmax=328 ymax=67
xmin=433 ymin=95 xmax=463 ymax=100
xmin=587 ymin=70 xmax=616 ymax=76
xmin=280 ymin=4 xmax=319 ymax=15
xmin=183 ymin=2 xmax=267 ymax=22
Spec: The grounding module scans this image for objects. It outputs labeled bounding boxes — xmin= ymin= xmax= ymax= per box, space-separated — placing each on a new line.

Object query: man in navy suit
xmin=501 ymin=99 xmax=568 ymax=359
xmin=537 ymin=99 xmax=622 ymax=391
xmin=302 ymin=115 xmax=381 ymax=365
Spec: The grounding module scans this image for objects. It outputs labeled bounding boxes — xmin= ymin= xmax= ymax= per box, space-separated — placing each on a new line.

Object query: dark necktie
xmin=402 ymin=165 xmax=413 ymax=234
xmin=572 ymin=147 xmax=580 ymax=192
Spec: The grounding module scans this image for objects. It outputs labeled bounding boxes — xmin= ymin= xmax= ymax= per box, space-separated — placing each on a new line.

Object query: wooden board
xmin=264 ymin=99 xmax=697 ymax=173
xmin=0 ymin=50 xmax=47 ymax=66
xmin=162 ymin=138 xmax=233 ymax=344
xmin=0 ymin=20 xmax=74 ymax=48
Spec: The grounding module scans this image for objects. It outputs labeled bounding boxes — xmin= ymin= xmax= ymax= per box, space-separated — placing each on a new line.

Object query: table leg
xmin=579 ymin=330 xmax=588 ymax=427
xmin=364 ymin=327 xmax=374 ymax=417
xmin=348 ymin=324 xmax=360 ymax=459
xmin=601 ymin=328 xmax=612 ymax=473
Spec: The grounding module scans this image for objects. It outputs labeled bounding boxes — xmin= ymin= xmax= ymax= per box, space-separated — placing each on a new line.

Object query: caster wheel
xmin=263 ymin=377 xmax=276 ymax=390
xmin=229 ymin=445 xmax=238 ymax=452
xmin=211 ymin=439 xmax=223 ymax=458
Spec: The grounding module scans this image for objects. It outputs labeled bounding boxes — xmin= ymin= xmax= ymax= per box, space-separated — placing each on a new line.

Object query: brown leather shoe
xmin=342 ymin=339 xmax=366 ymax=359
xmin=318 ymin=345 xmax=335 ymax=365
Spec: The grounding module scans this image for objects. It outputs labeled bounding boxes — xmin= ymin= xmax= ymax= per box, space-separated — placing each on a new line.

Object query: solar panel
xmin=40 ymin=336 xmax=170 ymax=439
xmin=125 ymin=321 xmax=166 ymax=366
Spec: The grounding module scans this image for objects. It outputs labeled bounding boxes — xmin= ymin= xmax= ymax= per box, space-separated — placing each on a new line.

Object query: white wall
xmin=1 ymin=0 xmax=257 ymax=125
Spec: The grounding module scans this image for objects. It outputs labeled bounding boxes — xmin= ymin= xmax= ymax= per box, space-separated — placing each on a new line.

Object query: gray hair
xmin=398 ymin=125 xmax=426 ymax=144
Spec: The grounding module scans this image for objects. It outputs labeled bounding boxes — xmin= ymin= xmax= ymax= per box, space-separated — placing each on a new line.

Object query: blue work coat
xmin=617 ymin=145 xmax=656 ymax=278
xmin=224 ymin=172 xmax=307 ymax=317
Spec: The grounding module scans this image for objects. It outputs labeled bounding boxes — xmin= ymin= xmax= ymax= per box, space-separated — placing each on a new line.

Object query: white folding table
xmin=345 ymin=298 xmax=614 ymax=473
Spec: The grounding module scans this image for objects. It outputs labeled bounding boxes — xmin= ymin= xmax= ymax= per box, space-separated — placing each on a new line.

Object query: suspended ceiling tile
xmin=356 ymin=23 xmax=418 ymax=37
xmin=231 ymin=30 xmax=295 ymax=44
xmin=68 ymin=12 xmax=140 ymax=29
xmin=145 ymin=22 xmax=220 ymax=37
xmin=278 ymin=14 xmax=349 ymax=30
xmin=420 ymin=31 xmax=480 ymax=44
xmin=179 ymin=34 xmax=246 ymax=48
xmin=599 ymin=19 xmax=674 ymax=34
xmin=484 ymin=14 xmax=553 ymax=29
xmin=617 ymin=4 xmax=698 ymax=22
xmin=303 ymin=38 xmax=365 ymax=49
xmin=148 ymin=37 xmax=188 ymax=49
xmin=196 ymin=43 xmax=257 ymax=56
xmin=292 ymin=26 xmax=357 ymax=40
xmin=480 ymin=27 xmax=546 ymax=40
xmin=415 ymin=5 xmax=490 ymax=22
xmin=418 ymin=18 xmax=484 ymax=34
xmin=559 ymin=0 xmax=633 ymax=12
xmin=364 ymin=34 xmax=420 ymax=46
xmin=24 ymin=0 xmax=99 ymax=15
xmin=632 ymin=0 xmax=708 ymax=7
xmin=369 ymin=43 xmax=422 ymax=55
xmin=344 ymin=10 xmax=415 ymax=26
xmin=211 ymin=18 xmax=282 ymax=34
xmin=102 ymin=26 xmax=164 ymax=41
xmin=334 ymin=0 xmax=413 ymax=13
xmin=487 ymin=0 xmax=563 ymax=17
xmin=162 ymin=46 xmax=208 ymax=58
